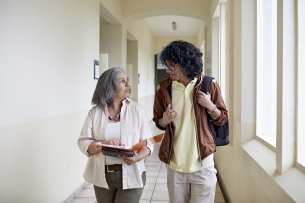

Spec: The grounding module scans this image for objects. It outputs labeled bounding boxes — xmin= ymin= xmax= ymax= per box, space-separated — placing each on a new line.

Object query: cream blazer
xmin=78 ymin=98 xmax=153 ymax=189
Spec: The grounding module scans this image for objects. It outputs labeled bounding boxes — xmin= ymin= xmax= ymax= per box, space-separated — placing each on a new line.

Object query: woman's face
xmin=115 ymin=72 xmax=131 ymax=99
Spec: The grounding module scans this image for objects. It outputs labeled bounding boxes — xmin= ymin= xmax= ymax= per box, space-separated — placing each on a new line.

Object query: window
xmin=297 ymin=0 xmax=305 ymax=168
xmin=219 ymin=2 xmax=227 ymax=103
xmin=256 ymin=0 xmax=277 ymax=147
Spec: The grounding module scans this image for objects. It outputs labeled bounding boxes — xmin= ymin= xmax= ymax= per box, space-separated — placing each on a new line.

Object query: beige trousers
xmin=167 ymin=166 xmax=217 ymax=203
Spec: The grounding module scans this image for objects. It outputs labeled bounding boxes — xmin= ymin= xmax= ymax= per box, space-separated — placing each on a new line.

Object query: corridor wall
xmin=0 ymin=0 xmax=100 ymax=202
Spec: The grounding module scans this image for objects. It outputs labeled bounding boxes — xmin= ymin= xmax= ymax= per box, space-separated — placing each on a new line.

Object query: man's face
xmin=164 ymin=60 xmax=185 ymax=81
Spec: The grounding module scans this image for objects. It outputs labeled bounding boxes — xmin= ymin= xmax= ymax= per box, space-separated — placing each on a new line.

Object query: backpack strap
xmin=201 ymin=76 xmax=229 ymax=148
xmin=201 ymin=75 xmax=214 ymax=93
xmin=201 ymin=75 xmax=217 ymax=148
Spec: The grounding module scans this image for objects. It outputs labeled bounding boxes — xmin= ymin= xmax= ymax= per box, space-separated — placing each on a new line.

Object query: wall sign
xmin=94 ymin=60 xmax=99 ymax=80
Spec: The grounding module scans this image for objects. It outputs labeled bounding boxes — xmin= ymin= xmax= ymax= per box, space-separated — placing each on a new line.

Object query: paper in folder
xmin=99 ymin=133 xmax=164 ymax=157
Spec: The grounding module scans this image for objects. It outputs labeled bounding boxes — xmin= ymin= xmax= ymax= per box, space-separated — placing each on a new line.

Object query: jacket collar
xmin=162 ymin=75 xmax=204 ymax=98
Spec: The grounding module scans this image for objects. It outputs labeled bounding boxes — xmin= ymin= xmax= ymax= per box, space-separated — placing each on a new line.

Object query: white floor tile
xmin=151 ymin=190 xmax=169 ymax=201
xmin=145 ymin=161 xmax=161 ymax=167
xmin=154 ymin=183 xmax=167 ymax=192
xmin=144 ymin=183 xmax=155 ymax=191
xmin=158 ymin=171 xmax=167 ymax=177
xmin=156 ymin=177 xmax=167 ymax=184
xmin=146 ymin=171 xmax=159 ymax=177
xmin=146 ymin=156 xmax=161 ymax=162
xmin=139 ymin=200 xmax=150 ymax=203
xmin=146 ymin=176 xmax=158 ymax=183
xmin=76 ymin=188 xmax=95 ymax=198
xmin=69 ymin=197 xmax=96 ymax=203
xmin=84 ymin=184 xmax=94 ymax=189
xmin=146 ymin=165 xmax=161 ymax=171
xmin=141 ymin=190 xmax=153 ymax=200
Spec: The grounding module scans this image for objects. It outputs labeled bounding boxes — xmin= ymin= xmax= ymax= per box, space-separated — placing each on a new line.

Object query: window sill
xmin=241 ymin=139 xmax=305 ymax=202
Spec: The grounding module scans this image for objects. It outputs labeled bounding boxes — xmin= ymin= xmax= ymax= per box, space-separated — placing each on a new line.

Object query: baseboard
xmin=62 ymin=181 xmax=89 ymax=203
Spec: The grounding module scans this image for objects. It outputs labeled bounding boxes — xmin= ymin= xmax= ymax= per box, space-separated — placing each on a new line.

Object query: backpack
xmin=201 ymin=76 xmax=230 ymax=146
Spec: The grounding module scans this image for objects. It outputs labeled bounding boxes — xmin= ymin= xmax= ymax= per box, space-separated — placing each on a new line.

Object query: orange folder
xmin=101 ymin=133 xmax=164 ymax=152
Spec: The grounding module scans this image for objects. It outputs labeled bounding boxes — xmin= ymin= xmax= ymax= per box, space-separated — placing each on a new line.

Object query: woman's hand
xmin=87 ymin=138 xmax=124 ymax=155
xmin=87 ymin=141 xmax=102 ymax=155
xmin=120 ymin=150 xmax=140 ymax=165
xmin=105 ymin=138 xmax=124 ymax=146
xmin=120 ymin=147 xmax=151 ymax=165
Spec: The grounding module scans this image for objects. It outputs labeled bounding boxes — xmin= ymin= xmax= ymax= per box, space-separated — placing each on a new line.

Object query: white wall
xmin=127 ymin=40 xmax=138 ymax=101
xmin=197 ymin=21 xmax=206 ymax=49
xmin=100 ymin=23 xmax=124 ymax=68
xmin=125 ymin=19 xmax=155 ymax=119
xmin=153 ymin=36 xmax=197 ymax=55
xmin=0 ymin=0 xmax=99 ymax=202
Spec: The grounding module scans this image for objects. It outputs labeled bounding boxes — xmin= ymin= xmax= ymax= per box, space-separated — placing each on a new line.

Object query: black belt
xmin=105 ymin=164 xmax=122 ymax=172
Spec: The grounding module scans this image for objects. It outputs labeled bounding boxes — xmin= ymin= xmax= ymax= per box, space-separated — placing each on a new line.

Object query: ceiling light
xmin=172 ymin=22 xmax=177 ymax=30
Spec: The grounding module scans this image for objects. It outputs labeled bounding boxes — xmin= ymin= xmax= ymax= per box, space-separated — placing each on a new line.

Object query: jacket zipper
xmin=166 ymin=83 xmax=173 ymax=165
xmin=166 ymin=123 xmax=173 ymax=164
xmin=191 ymin=87 xmax=203 ymax=166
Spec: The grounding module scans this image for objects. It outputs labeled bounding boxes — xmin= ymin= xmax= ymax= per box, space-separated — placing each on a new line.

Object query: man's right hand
xmin=158 ymin=104 xmax=179 ymax=127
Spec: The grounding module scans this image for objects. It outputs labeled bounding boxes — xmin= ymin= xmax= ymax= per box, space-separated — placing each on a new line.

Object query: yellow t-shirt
xmin=168 ymin=78 xmax=214 ymax=173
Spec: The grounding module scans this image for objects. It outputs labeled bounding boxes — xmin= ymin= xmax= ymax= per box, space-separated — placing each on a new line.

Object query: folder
xmin=100 ymin=133 xmax=164 ymax=157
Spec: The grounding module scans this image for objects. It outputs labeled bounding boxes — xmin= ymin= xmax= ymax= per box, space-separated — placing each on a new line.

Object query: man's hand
xmin=158 ymin=104 xmax=179 ymax=127
xmin=197 ymin=91 xmax=214 ymax=111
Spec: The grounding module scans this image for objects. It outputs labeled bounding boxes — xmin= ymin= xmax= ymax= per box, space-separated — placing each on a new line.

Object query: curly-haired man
xmin=153 ymin=40 xmax=228 ymax=203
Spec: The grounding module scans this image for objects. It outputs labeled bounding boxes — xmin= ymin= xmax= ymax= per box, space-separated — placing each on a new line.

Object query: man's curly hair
xmin=160 ymin=40 xmax=203 ymax=80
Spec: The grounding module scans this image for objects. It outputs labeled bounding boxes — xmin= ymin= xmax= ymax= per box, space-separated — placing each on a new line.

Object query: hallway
xmin=2 ymin=1 xmax=305 ymax=202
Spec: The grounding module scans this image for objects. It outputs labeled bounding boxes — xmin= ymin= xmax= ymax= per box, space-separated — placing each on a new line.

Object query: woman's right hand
xmin=87 ymin=141 xmax=102 ymax=155
xmin=105 ymin=138 xmax=124 ymax=146
xmin=87 ymin=138 xmax=124 ymax=155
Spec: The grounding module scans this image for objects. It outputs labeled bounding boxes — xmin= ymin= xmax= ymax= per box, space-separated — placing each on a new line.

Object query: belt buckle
xmin=106 ymin=165 xmax=115 ymax=172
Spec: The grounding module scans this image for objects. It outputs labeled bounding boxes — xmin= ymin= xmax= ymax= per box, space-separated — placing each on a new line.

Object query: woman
xmin=78 ymin=67 xmax=153 ymax=203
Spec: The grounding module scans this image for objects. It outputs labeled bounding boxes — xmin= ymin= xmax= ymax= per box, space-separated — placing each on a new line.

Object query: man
xmin=153 ymin=40 xmax=228 ymax=203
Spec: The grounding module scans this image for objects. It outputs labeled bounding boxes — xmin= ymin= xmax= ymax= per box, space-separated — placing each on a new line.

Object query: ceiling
xmin=100 ymin=15 xmax=204 ymax=38
xmin=144 ymin=15 xmax=203 ymax=36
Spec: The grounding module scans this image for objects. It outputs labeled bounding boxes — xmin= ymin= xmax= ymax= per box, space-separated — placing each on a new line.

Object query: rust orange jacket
xmin=153 ymin=75 xmax=228 ymax=164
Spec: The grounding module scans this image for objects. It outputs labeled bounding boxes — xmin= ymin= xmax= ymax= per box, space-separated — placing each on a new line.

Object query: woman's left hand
xmin=120 ymin=150 xmax=139 ymax=165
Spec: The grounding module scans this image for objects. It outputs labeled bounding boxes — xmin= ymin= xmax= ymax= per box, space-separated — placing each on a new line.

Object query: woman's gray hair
xmin=91 ymin=67 xmax=125 ymax=106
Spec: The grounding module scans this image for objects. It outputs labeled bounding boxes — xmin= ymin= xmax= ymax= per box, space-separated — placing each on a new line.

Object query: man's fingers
xmin=167 ymin=104 xmax=171 ymax=111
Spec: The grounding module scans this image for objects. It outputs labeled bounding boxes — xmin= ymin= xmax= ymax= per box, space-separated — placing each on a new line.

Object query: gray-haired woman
xmin=78 ymin=67 xmax=153 ymax=203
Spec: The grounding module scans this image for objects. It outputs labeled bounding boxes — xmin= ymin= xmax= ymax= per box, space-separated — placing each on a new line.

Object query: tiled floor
xmin=69 ymin=123 xmax=226 ymax=203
